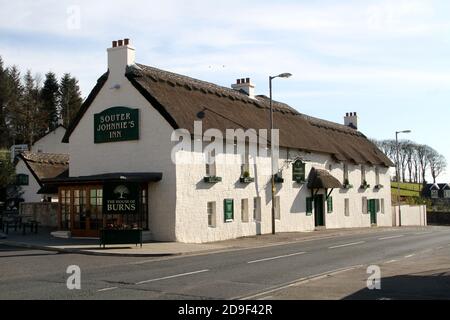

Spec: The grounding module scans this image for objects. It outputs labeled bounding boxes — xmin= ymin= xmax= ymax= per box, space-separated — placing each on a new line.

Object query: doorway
xmin=314 ymin=194 xmax=325 ymax=227
xmin=368 ymin=199 xmax=378 ymax=225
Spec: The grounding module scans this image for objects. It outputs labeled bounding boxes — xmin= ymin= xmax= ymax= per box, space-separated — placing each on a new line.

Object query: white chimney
xmin=344 ymin=112 xmax=358 ymax=130
xmin=231 ymin=78 xmax=255 ymax=99
xmin=107 ymin=38 xmax=136 ymax=82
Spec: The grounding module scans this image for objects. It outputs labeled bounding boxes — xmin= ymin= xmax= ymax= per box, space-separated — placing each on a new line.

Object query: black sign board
xmin=94 ymin=107 xmax=139 ymax=144
xmin=103 ymin=182 xmax=140 ymax=215
xmin=292 ymin=160 xmax=306 ymax=182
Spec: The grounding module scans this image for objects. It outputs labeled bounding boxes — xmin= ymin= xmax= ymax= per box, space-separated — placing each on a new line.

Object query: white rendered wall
xmin=175 ymin=144 xmax=393 ymax=243
xmin=31 ymin=126 xmax=69 ymax=154
xmin=15 ymin=159 xmax=43 ymax=203
xmin=68 ymin=73 xmax=177 ymax=241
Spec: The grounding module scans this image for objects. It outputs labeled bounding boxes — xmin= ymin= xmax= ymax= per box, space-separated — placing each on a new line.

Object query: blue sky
xmin=1 ymin=0 xmax=449 ymax=182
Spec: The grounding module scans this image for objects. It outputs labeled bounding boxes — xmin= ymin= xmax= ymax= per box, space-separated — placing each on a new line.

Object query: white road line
xmin=329 ymin=241 xmax=365 ymax=249
xmin=97 ymin=287 xmax=118 ymax=292
xmin=414 ymin=232 xmax=433 ymax=235
xmin=247 ymin=252 xmax=306 ymax=264
xmin=238 ymin=265 xmax=364 ymax=300
xmin=405 ymin=254 xmax=415 ymax=259
xmin=385 ymin=260 xmax=398 ymax=264
xmin=379 ymin=235 xmax=404 ymax=241
xmin=135 ymin=269 xmax=209 ymax=285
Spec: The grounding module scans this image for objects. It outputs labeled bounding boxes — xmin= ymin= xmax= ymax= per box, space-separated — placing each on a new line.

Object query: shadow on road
xmin=343 ymin=270 xmax=450 ymax=300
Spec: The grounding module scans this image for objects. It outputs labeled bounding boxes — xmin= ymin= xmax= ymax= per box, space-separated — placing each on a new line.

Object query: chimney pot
xmin=237 ymin=79 xmax=241 ymax=84
xmin=118 ymin=39 xmax=123 ymax=46
xmin=241 ymin=78 xmax=245 ymax=84
xmin=124 ymin=38 xmax=130 ymax=46
xmin=246 ymin=78 xmax=250 ymax=83
xmin=112 ymin=41 xmax=117 ymax=48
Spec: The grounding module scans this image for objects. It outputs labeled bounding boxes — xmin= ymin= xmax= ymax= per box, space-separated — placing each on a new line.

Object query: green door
xmin=369 ymin=199 xmax=377 ymax=225
xmin=314 ymin=195 xmax=325 ymax=227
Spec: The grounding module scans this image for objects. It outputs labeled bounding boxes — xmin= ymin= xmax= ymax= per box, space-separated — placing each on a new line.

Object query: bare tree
xmin=428 ymin=150 xmax=447 ymax=183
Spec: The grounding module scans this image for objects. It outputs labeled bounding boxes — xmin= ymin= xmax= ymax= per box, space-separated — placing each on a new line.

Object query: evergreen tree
xmin=40 ymin=71 xmax=60 ymax=130
xmin=0 ymin=57 xmax=10 ymax=148
xmin=13 ymin=70 xmax=47 ymax=147
xmin=59 ymin=73 xmax=82 ymax=127
xmin=4 ymin=65 xmax=23 ymax=145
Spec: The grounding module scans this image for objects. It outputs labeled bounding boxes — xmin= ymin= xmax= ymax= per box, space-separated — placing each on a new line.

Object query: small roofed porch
xmin=307 ymin=168 xmax=343 ymax=228
xmin=41 ymin=172 xmax=162 ymax=238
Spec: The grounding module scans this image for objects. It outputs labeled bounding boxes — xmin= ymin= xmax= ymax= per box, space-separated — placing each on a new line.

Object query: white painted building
xmin=43 ymin=39 xmax=394 ymax=242
xmin=15 ymin=126 xmax=69 ymax=203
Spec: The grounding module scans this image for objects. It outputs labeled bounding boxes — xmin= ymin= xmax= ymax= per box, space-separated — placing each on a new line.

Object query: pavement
xmin=0 ymin=226 xmax=416 ymax=257
xmin=1 ymin=225 xmax=449 ymax=299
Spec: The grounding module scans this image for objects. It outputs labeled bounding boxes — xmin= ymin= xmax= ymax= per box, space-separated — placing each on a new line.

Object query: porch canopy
xmin=40 ymin=171 xmax=163 ymax=189
xmin=307 ymin=167 xmax=342 ymax=199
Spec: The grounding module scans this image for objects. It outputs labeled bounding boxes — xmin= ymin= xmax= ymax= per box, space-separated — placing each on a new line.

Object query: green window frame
xmin=327 ymin=197 xmax=333 ymax=213
xmin=306 ymin=197 xmax=313 ymax=215
xmin=16 ymin=174 xmax=29 ymax=186
xmin=224 ymin=199 xmax=234 ymax=222
xmin=293 ymin=160 xmax=306 ymax=182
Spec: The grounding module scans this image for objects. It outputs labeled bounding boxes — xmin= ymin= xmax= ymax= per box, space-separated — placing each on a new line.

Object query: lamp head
xmin=278 ymin=73 xmax=292 ymax=78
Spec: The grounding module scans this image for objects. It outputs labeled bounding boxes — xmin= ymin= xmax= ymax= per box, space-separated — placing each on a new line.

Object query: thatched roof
xmin=18 ymin=152 xmax=69 ymax=185
xmin=307 ymin=168 xmax=342 ymax=189
xmin=63 ymin=63 xmax=393 ymax=167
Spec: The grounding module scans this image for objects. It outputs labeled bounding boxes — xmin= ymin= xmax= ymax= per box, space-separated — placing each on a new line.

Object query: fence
xmin=392 ymin=204 xmax=427 ymax=227
xmin=19 ymin=202 xmax=58 ymax=228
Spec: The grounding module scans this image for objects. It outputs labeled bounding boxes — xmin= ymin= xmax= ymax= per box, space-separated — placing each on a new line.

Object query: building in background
xmin=14 ymin=126 xmax=69 ymax=203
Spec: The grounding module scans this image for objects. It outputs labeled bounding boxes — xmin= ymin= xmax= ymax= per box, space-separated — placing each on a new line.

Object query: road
xmin=1 ymin=226 xmax=450 ymax=300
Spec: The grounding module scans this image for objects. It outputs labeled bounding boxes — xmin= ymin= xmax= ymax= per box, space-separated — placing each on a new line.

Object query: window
xmin=241 ymin=142 xmax=250 ymax=177
xmin=362 ymin=197 xmax=368 ymax=214
xmin=241 ymin=199 xmax=249 ymax=222
xmin=445 ymin=190 xmax=450 ymax=199
xmin=16 ymin=174 xmax=29 ymax=186
xmin=345 ymin=198 xmax=350 ymax=216
xmin=381 ymin=199 xmax=385 ymax=214
xmin=89 ymin=188 xmax=103 ymax=231
xmin=224 ymin=199 xmax=234 ymax=222
xmin=306 ymin=197 xmax=313 ymax=215
xmin=60 ymin=189 xmax=71 ymax=230
xmin=343 ymin=163 xmax=349 ymax=183
xmin=205 ymin=150 xmax=216 ymax=177
xmin=431 ymin=190 xmax=439 ymax=199
xmin=327 ymin=197 xmax=333 ymax=213
xmin=207 ymin=202 xmax=216 ymax=227
xmin=253 ymin=197 xmax=261 ymax=221
xmin=275 ymin=196 xmax=281 ymax=220
xmin=293 ymin=160 xmax=306 ymax=182
xmin=375 ymin=167 xmax=380 ymax=186
xmin=361 ymin=165 xmax=366 ymax=185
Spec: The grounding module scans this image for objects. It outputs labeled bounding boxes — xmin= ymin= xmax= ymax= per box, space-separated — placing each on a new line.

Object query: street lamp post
xmin=269 ymin=73 xmax=292 ymax=235
xmin=395 ymin=130 xmax=411 ymax=227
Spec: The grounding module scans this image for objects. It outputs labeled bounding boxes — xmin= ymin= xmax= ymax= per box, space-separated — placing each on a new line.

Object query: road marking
xmin=379 ymin=235 xmax=404 ymax=241
xmin=329 ymin=241 xmax=365 ymax=249
xmin=405 ymin=254 xmax=415 ymax=259
xmin=97 ymin=287 xmax=118 ymax=292
xmin=247 ymin=252 xmax=306 ymax=264
xmin=237 ymin=265 xmax=364 ymax=300
xmin=135 ymin=269 xmax=209 ymax=285
xmin=414 ymin=232 xmax=433 ymax=235
xmin=385 ymin=260 xmax=398 ymax=264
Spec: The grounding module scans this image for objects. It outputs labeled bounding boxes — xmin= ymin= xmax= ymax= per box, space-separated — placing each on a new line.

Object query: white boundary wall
xmin=392 ymin=205 xmax=427 ymax=227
